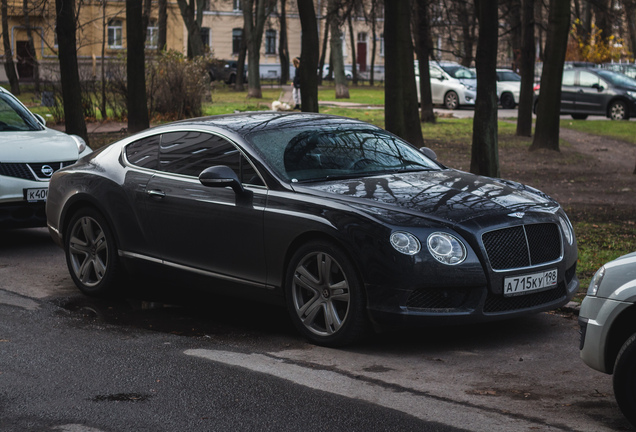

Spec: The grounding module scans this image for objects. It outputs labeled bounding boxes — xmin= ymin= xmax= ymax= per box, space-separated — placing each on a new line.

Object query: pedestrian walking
xmin=292 ymin=57 xmax=301 ymax=110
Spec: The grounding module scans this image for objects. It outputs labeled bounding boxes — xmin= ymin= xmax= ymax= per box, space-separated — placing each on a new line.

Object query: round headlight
xmin=559 ymin=215 xmax=573 ymax=245
xmin=427 ymin=232 xmax=466 ymax=265
xmin=587 ymin=266 xmax=605 ymax=296
xmin=390 ymin=231 xmax=421 ymax=255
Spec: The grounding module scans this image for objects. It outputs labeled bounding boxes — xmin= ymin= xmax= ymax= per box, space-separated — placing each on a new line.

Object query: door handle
xmin=146 ymin=189 xmax=166 ymax=198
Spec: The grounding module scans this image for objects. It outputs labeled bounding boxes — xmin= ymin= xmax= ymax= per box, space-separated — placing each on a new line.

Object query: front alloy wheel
xmin=609 ymin=100 xmax=628 ymax=120
xmin=65 ymin=208 xmax=120 ymax=296
xmin=444 ymin=91 xmax=459 ymax=110
xmin=286 ymin=242 xmax=367 ymax=346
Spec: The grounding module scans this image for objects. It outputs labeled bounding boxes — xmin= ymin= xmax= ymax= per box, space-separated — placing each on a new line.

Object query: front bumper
xmin=366 ymin=262 xmax=578 ymax=328
xmin=0 ymin=175 xmax=49 ymax=228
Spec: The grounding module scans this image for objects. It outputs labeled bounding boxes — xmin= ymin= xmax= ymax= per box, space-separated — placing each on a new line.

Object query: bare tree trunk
xmin=244 ymin=0 xmax=274 ymax=98
xmin=506 ymin=0 xmax=522 ymax=72
xmin=318 ymin=14 xmax=330 ymax=85
xmin=593 ymin=0 xmax=612 ymax=41
xmin=101 ymin=0 xmax=107 ymax=119
xmin=415 ymin=0 xmax=435 ymax=123
xmin=328 ymin=0 xmax=349 ymax=98
xmin=235 ymin=29 xmax=247 ymax=91
xmin=471 ymin=0 xmax=499 ymax=177
xmin=347 ymin=13 xmax=357 ymax=85
xmin=368 ymin=0 xmax=377 ymax=86
xmin=2 ymin=0 xmax=20 ymax=95
xmin=22 ymin=0 xmax=40 ymax=94
xmin=516 ymin=0 xmax=535 ymax=137
xmin=177 ymin=0 xmax=205 ymax=58
xmin=623 ymin=0 xmax=636 ymax=56
xmin=530 ymin=0 xmax=570 ymax=152
xmin=55 ymin=0 xmax=88 ymax=143
xmin=158 ymin=0 xmax=168 ymax=52
xmin=279 ymin=0 xmax=290 ymax=84
xmin=384 ymin=0 xmax=423 ymax=147
xmin=457 ymin=0 xmax=476 ymax=67
xmin=127 ymin=0 xmax=150 ymax=133
xmin=297 ymin=0 xmax=319 ymax=112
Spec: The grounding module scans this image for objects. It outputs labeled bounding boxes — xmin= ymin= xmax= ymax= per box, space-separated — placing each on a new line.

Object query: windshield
xmin=498 ymin=71 xmax=521 ymax=81
xmin=247 ymin=126 xmax=441 ymax=183
xmin=441 ymin=65 xmax=476 ymax=79
xmin=0 ymin=93 xmax=43 ymax=131
xmin=596 ymin=69 xmax=636 ymax=87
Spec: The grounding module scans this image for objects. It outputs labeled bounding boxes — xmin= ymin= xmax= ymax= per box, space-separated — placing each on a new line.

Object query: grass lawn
xmin=561 ymin=119 xmax=636 ymax=145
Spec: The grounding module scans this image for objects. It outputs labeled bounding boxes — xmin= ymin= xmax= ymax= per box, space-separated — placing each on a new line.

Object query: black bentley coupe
xmin=46 ymin=112 xmax=579 ymax=346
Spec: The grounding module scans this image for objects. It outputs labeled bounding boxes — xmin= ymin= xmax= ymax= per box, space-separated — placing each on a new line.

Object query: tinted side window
xmin=579 ymin=71 xmax=601 ymax=87
xmin=562 ymin=70 xmax=576 ymax=86
xmin=159 ymin=131 xmax=260 ymax=184
xmin=125 ymin=135 xmax=160 ymax=169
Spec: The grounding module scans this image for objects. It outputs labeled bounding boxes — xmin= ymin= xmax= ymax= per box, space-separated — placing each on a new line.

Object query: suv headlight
xmin=70 ymin=134 xmax=88 ymax=154
xmin=427 ymin=232 xmax=466 ymax=265
xmin=587 ymin=266 xmax=605 ymax=296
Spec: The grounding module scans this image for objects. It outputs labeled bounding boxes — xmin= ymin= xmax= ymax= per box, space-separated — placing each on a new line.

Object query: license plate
xmin=503 ymin=269 xmax=558 ymax=297
xmin=24 ymin=187 xmax=48 ymax=202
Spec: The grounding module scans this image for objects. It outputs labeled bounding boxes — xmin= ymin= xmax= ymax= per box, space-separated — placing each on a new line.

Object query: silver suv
xmin=424 ymin=62 xmax=477 ymax=110
xmin=579 ymin=252 xmax=636 ymax=427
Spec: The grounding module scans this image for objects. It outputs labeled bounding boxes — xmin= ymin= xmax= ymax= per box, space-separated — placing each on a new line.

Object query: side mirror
xmin=592 ymin=83 xmax=604 ymax=92
xmin=199 ymin=165 xmax=244 ymax=194
xmin=419 ymin=147 xmax=437 ymax=161
xmin=34 ymin=113 xmax=46 ymax=126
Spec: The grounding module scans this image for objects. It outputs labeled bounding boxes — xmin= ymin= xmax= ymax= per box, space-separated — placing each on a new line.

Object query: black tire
xmin=571 ymin=114 xmax=588 ymax=120
xmin=609 ymin=100 xmax=629 ymax=120
xmin=285 ymin=241 xmax=368 ymax=347
xmin=500 ymin=92 xmax=515 ymax=109
xmin=444 ymin=91 xmax=459 ymax=110
xmin=64 ymin=208 xmax=121 ymax=297
xmin=613 ymin=333 xmax=636 ymax=427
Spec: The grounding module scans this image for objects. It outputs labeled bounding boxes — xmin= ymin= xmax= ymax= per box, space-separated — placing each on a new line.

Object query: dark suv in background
xmin=207 ymin=59 xmax=246 ymax=85
xmin=535 ymin=68 xmax=636 ymax=120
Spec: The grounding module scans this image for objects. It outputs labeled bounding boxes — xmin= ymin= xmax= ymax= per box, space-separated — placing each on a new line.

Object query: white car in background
xmin=416 ymin=62 xmax=477 ymax=110
xmin=0 ymin=87 xmax=92 ymax=228
xmin=496 ymin=69 xmax=521 ymax=109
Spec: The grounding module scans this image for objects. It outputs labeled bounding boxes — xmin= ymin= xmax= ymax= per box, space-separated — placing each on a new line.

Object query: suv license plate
xmin=503 ymin=269 xmax=558 ymax=297
xmin=24 ymin=187 xmax=48 ymax=202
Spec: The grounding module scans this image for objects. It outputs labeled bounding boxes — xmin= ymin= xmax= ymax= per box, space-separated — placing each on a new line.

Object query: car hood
xmin=459 ymin=78 xmax=477 ymax=88
xmin=0 ymin=128 xmax=80 ymax=162
xmin=294 ymin=169 xmax=559 ymax=225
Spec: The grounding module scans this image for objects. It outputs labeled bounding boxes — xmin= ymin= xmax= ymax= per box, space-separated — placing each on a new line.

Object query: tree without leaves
xmin=297 ymin=0 xmax=319 ymax=112
xmin=622 ymin=0 xmax=636 ymax=56
xmin=55 ymin=0 xmax=88 ymax=143
xmin=278 ymin=0 xmax=290 ymax=85
xmin=22 ymin=0 xmax=40 ymax=94
xmin=2 ymin=0 xmax=20 ymax=95
xmin=530 ymin=0 xmax=570 ymax=152
xmin=384 ymin=0 xmax=424 ymax=147
xmin=158 ymin=0 xmax=168 ymax=52
xmin=470 ymin=0 xmax=499 ymax=177
xmin=176 ymin=0 xmax=205 ymax=58
xmin=242 ymin=0 xmax=276 ymax=98
xmin=126 ymin=0 xmax=150 ymax=133
xmin=328 ymin=0 xmax=349 ymax=98
xmin=414 ymin=0 xmax=436 ymax=123
xmin=516 ymin=0 xmax=535 ymax=137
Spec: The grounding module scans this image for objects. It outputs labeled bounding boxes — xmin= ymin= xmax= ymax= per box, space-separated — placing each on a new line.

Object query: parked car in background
xmin=47 ymin=112 xmax=579 ymax=347
xmin=0 ymin=87 xmax=91 ymax=229
xmin=534 ymin=68 xmax=636 ymax=120
xmin=207 ymin=59 xmax=246 ymax=85
xmin=579 ymin=252 xmax=636 ymax=427
xmin=416 ymin=62 xmax=477 ymax=110
xmin=601 ymin=63 xmax=636 ymax=80
xmin=496 ymin=69 xmax=521 ymax=109
xmin=321 ymin=64 xmax=353 ymax=80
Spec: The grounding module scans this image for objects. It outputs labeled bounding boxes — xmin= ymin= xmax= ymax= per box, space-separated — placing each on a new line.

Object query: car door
xmin=428 ymin=65 xmax=446 ymax=104
xmin=559 ymin=70 xmax=577 ymax=113
xmin=575 ymin=70 xmax=607 ymax=114
xmin=144 ymin=130 xmax=268 ymax=286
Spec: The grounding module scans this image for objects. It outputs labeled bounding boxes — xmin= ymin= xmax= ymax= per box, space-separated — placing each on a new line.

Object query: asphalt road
xmin=1 ymin=228 xmax=634 ymax=431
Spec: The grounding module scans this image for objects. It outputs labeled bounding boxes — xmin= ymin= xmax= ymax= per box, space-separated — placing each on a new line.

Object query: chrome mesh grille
xmin=482 ymin=223 xmax=561 ymax=270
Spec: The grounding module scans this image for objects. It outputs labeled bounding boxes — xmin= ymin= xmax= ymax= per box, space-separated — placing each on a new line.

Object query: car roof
xmin=168 ymin=112 xmax=376 ymax=137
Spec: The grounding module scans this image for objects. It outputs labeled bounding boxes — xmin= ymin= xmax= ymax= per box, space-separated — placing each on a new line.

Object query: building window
xmin=232 ymin=28 xmax=242 ymax=54
xmin=108 ymin=19 xmax=123 ymax=48
xmin=201 ymin=27 xmax=210 ymax=50
xmin=265 ymin=29 xmax=276 ymax=55
xmin=146 ymin=20 xmax=158 ymax=49
xmin=379 ymin=33 xmax=384 ymax=56
xmin=233 ymin=0 xmax=242 ymax=11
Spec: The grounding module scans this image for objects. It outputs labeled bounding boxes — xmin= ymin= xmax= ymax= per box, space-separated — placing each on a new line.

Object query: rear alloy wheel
xmin=444 ymin=91 xmax=459 ymax=110
xmin=65 ymin=208 xmax=120 ymax=297
xmin=500 ymin=92 xmax=515 ymax=109
xmin=609 ymin=100 xmax=628 ymax=120
xmin=286 ymin=241 xmax=367 ymax=347
xmin=613 ymin=333 xmax=636 ymax=428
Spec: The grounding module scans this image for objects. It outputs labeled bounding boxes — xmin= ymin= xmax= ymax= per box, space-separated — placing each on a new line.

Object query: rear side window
xmin=159 ymin=131 xmax=260 ymax=184
xmin=125 ymin=135 xmax=160 ymax=169
xmin=562 ymin=70 xmax=576 ymax=86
